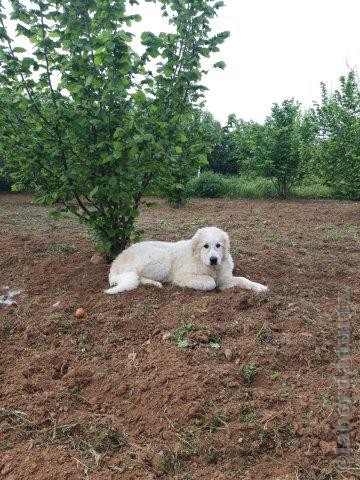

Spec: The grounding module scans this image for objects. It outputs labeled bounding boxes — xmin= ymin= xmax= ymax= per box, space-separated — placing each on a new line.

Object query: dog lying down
xmin=105 ymin=227 xmax=268 ymax=294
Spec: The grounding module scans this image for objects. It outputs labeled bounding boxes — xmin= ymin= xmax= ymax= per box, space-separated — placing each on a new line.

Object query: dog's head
xmin=191 ymin=227 xmax=230 ymax=268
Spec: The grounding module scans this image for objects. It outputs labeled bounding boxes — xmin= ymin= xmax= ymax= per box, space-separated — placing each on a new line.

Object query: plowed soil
xmin=0 ymin=194 xmax=359 ymax=480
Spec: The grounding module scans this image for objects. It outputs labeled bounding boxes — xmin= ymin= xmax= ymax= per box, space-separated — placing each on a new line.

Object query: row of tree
xmin=202 ymin=71 xmax=359 ymax=200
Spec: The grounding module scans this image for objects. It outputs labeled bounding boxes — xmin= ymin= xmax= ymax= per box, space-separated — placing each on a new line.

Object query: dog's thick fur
xmin=105 ymin=227 xmax=267 ymax=294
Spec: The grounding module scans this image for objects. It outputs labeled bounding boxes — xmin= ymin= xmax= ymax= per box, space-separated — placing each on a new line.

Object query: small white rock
xmin=162 ymin=332 xmax=171 ymax=341
xmin=128 ymin=352 xmax=137 ymax=362
xmin=224 ymin=348 xmax=233 ymax=361
xmin=90 ymin=253 xmax=107 ymax=265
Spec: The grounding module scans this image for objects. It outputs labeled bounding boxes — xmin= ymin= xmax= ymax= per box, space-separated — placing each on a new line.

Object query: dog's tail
xmin=104 ymin=272 xmax=139 ymax=294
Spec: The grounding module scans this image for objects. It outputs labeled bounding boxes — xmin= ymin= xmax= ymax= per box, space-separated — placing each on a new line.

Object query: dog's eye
xmin=204 ymin=244 xmax=209 ymax=249
xmin=216 ymin=243 xmax=221 ymax=248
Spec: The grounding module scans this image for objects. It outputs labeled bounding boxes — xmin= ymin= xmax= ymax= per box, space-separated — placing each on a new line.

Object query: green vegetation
xmin=0 ymin=0 xmax=229 ymax=257
xmin=237 ymin=99 xmax=306 ymax=198
xmin=187 ymin=172 xmax=333 ymax=200
xmin=243 ymin=363 xmax=258 ymax=385
xmin=172 ymin=323 xmax=220 ymax=349
xmin=311 ymin=71 xmax=360 ymax=200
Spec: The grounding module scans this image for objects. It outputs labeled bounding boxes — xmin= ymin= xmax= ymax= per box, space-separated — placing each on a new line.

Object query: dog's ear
xmin=222 ymin=231 xmax=230 ymax=258
xmin=191 ymin=230 xmax=202 ymax=257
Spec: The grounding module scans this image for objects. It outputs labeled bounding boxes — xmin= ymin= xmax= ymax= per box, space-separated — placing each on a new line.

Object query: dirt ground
xmin=0 ymin=194 xmax=359 ymax=480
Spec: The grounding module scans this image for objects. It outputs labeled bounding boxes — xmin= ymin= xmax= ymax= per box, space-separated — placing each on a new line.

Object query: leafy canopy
xmin=311 ymin=71 xmax=360 ymax=200
xmin=234 ymin=100 xmax=308 ymax=198
xmin=0 ymin=0 xmax=229 ymax=257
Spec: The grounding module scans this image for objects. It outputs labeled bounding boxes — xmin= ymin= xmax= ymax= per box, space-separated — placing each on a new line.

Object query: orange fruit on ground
xmin=75 ymin=308 xmax=86 ymax=318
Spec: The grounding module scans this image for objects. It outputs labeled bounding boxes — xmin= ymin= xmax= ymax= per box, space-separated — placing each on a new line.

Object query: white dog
xmin=105 ymin=227 xmax=268 ymax=294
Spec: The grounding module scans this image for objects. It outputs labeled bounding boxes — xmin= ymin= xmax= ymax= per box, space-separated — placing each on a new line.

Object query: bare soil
xmin=0 ymin=194 xmax=359 ymax=480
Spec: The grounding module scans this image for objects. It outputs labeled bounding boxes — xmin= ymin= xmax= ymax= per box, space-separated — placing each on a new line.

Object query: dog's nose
xmin=210 ymin=256 xmax=218 ymax=265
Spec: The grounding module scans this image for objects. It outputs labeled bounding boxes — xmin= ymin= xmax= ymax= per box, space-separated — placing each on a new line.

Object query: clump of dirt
xmin=0 ymin=194 xmax=359 ymax=479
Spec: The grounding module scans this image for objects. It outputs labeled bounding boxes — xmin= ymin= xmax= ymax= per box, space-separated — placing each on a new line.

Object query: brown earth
xmin=0 ymin=194 xmax=359 ymax=480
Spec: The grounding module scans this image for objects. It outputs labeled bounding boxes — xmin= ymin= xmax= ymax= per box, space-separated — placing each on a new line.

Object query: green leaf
xmin=89 ymin=185 xmax=100 ymax=198
xmin=94 ymin=55 xmax=102 ymax=66
xmin=197 ymin=154 xmax=208 ymax=165
xmin=85 ymin=75 xmax=93 ymax=87
xmin=214 ymin=61 xmax=226 ymax=69
xmin=177 ymin=340 xmax=191 ymax=349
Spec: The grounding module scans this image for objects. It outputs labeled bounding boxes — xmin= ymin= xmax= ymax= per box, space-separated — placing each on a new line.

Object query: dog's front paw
xmin=251 ymin=282 xmax=268 ymax=293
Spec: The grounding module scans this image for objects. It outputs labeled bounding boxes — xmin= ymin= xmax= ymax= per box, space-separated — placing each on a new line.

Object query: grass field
xmin=0 ymin=194 xmax=359 ymax=480
xmin=186 ymin=173 xmax=334 ymax=200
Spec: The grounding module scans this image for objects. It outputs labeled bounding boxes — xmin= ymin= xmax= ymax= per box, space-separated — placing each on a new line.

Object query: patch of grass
xmin=183 ymin=412 xmax=228 ymax=438
xmin=156 ymin=218 xmax=172 ymax=228
xmin=45 ymin=243 xmax=78 ymax=254
xmin=204 ymin=414 xmax=228 ymax=433
xmin=301 ymin=315 xmax=315 ymax=325
xmin=324 ymin=225 xmax=359 ymax=242
xmin=52 ymin=422 xmax=127 ymax=475
xmin=243 ymin=364 xmax=258 ymax=385
xmin=275 ymin=387 xmax=295 ymax=402
xmin=172 ymin=323 xmax=220 ymax=349
xmin=293 ymin=183 xmax=333 ymax=199
xmin=203 ymin=446 xmax=220 ymax=464
xmin=0 ymin=409 xmax=34 ymax=437
xmin=43 ymin=422 xmax=79 ymax=441
xmin=270 ymin=371 xmax=282 ymax=381
xmin=315 ymin=353 xmax=324 ymax=364
xmin=224 ymin=176 xmax=277 ymax=199
xmin=257 ymin=422 xmax=295 ymax=452
xmin=238 ymin=405 xmax=256 ymax=424
xmin=176 ymin=443 xmax=199 ymax=461
xmin=295 ymin=465 xmax=339 ymax=479
xmin=85 ymin=424 xmax=127 ymax=453
xmin=43 ymin=312 xmax=71 ymax=336
xmin=320 ymin=394 xmax=333 ymax=406
xmin=255 ymin=324 xmax=273 ymax=343
xmin=157 ymin=448 xmax=177 ymax=476
xmin=0 ymin=441 xmax=12 ymax=451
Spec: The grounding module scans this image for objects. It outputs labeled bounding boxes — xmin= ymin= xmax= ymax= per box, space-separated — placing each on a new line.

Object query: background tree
xmin=206 ymin=113 xmax=239 ymax=175
xmin=0 ymin=0 xmax=228 ymax=258
xmin=311 ymin=71 xmax=360 ymax=200
xmin=236 ymin=99 xmax=305 ymax=198
xmin=233 ymin=118 xmax=266 ymax=175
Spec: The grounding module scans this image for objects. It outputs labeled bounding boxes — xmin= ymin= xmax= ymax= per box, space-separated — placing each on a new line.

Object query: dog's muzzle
xmin=210 ymin=256 xmax=218 ymax=266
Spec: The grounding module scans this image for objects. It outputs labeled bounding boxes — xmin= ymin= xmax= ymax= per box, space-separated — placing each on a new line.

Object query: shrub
xmin=188 ymin=172 xmax=227 ymax=198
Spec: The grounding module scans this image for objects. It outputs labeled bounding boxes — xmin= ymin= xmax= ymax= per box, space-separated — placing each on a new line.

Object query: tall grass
xmin=292 ymin=183 xmax=333 ymax=199
xmin=187 ymin=172 xmax=334 ymax=200
xmin=222 ymin=176 xmax=277 ymax=199
xmin=187 ymin=173 xmax=276 ymax=199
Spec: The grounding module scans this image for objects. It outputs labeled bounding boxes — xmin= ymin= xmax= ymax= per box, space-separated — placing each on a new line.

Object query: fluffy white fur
xmin=105 ymin=227 xmax=268 ymax=294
